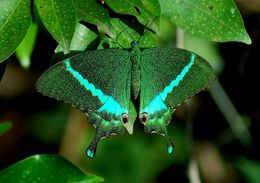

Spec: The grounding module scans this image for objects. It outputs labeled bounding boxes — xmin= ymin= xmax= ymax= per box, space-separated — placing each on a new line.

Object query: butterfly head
xmin=131 ymin=40 xmax=138 ymax=47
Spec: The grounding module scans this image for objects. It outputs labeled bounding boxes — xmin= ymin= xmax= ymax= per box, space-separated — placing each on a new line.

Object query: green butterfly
xmin=36 ymin=41 xmax=215 ymax=158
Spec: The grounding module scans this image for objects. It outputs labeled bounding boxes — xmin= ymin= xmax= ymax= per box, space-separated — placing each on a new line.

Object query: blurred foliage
xmin=0 ymin=121 xmax=12 ymax=136
xmin=26 ymin=106 xmax=69 ymax=144
xmin=0 ymin=0 xmax=258 ymax=183
xmin=15 ymin=23 xmax=38 ymax=69
xmin=237 ymin=157 xmax=260 ymax=183
xmin=79 ymin=118 xmax=189 ymax=183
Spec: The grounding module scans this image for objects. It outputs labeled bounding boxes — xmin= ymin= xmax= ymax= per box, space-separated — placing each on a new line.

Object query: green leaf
xmin=0 ymin=121 xmax=12 ymax=136
xmin=73 ymin=0 xmax=113 ymax=37
xmin=0 ymin=0 xmax=32 ymax=62
xmin=55 ymin=23 xmax=98 ymax=52
xmin=15 ymin=22 xmax=38 ymax=69
xmin=159 ymin=0 xmax=251 ymax=44
xmin=99 ymin=18 xmax=158 ymax=49
xmin=237 ymin=157 xmax=260 ymax=183
xmin=0 ymin=154 xmax=104 ymax=183
xmin=183 ymin=32 xmax=224 ymax=74
xmin=36 ymin=0 xmax=76 ymax=54
xmin=105 ymin=0 xmax=161 ymax=33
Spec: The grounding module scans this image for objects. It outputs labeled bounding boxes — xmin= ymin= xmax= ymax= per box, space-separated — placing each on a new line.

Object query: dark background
xmin=0 ymin=2 xmax=260 ymax=183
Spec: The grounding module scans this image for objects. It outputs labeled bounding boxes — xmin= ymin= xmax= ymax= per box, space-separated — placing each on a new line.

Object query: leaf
xmin=99 ymin=18 xmax=158 ymax=49
xmin=0 ymin=0 xmax=31 ymax=62
xmin=0 ymin=121 xmax=12 ymax=136
xmin=15 ymin=22 xmax=38 ymax=69
xmin=0 ymin=154 xmax=104 ymax=183
xmin=55 ymin=23 xmax=98 ymax=52
xmin=105 ymin=0 xmax=161 ymax=33
xmin=183 ymin=33 xmax=224 ymax=74
xmin=159 ymin=0 xmax=251 ymax=44
xmin=237 ymin=157 xmax=260 ymax=183
xmin=73 ymin=0 xmax=113 ymax=37
xmin=36 ymin=0 xmax=76 ymax=54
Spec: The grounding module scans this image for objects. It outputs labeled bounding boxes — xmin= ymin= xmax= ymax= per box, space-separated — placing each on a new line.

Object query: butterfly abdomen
xmin=131 ymin=63 xmax=140 ymax=99
xmin=130 ymin=42 xmax=142 ymax=99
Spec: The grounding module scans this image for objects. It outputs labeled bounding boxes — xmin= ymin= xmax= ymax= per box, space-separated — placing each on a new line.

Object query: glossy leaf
xmin=159 ymin=0 xmax=251 ymax=44
xmin=73 ymin=0 xmax=113 ymax=37
xmin=36 ymin=0 xmax=76 ymax=54
xmin=0 ymin=0 xmax=31 ymax=62
xmin=0 ymin=154 xmax=104 ymax=183
xmin=0 ymin=121 xmax=12 ymax=136
xmin=56 ymin=23 xmax=98 ymax=52
xmin=105 ymin=0 xmax=161 ymax=33
xmin=15 ymin=22 xmax=38 ymax=69
xmin=183 ymin=33 xmax=224 ymax=74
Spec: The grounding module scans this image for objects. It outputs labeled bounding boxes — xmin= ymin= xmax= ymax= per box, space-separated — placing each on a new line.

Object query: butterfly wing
xmin=140 ymin=47 xmax=215 ymax=154
xmin=36 ymin=49 xmax=136 ymax=158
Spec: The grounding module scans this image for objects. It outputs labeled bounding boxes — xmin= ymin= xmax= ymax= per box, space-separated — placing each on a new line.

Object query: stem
xmin=209 ymin=79 xmax=253 ymax=147
xmin=176 ymin=28 xmax=201 ymax=183
xmin=186 ymin=101 xmax=201 ymax=183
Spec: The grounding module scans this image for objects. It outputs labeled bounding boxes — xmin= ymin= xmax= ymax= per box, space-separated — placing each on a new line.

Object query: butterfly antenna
xmin=137 ymin=16 xmax=158 ymax=45
xmin=101 ymin=20 xmax=132 ymax=49
xmin=116 ymin=19 xmax=136 ymax=44
xmin=116 ymin=25 xmax=130 ymax=42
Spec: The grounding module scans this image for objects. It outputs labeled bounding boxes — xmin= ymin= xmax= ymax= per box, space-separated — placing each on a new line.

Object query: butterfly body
xmin=36 ymin=42 xmax=215 ymax=158
xmin=130 ymin=41 xmax=142 ymax=100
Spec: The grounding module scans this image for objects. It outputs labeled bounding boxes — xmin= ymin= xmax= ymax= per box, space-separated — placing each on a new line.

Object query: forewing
xmin=140 ymin=47 xmax=215 ymax=154
xmin=36 ymin=49 xmax=135 ymax=158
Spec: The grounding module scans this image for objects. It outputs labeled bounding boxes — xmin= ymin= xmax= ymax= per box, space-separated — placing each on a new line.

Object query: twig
xmin=209 ymin=79 xmax=253 ymax=147
xmin=176 ymin=28 xmax=201 ymax=183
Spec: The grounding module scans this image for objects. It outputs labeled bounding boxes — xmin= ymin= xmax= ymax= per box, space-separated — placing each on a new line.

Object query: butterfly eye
xmin=121 ymin=113 xmax=128 ymax=124
xmin=139 ymin=112 xmax=148 ymax=124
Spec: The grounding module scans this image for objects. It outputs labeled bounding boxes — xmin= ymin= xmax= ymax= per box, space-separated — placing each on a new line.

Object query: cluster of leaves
xmin=0 ymin=0 xmax=251 ymax=65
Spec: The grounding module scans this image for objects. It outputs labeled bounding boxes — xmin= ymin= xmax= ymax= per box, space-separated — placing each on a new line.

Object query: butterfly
xmin=36 ymin=40 xmax=215 ymax=158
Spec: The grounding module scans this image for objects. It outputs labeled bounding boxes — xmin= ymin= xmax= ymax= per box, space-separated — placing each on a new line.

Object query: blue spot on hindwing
xmin=65 ymin=60 xmax=127 ymax=115
xmin=168 ymin=145 xmax=173 ymax=154
xmin=87 ymin=149 xmax=94 ymax=158
xmin=142 ymin=53 xmax=195 ymax=114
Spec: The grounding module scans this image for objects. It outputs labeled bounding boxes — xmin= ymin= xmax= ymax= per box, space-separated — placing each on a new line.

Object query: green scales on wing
xmin=36 ymin=41 xmax=215 ymax=158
